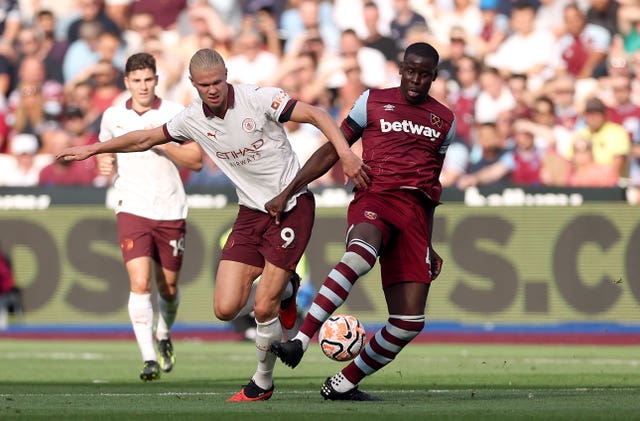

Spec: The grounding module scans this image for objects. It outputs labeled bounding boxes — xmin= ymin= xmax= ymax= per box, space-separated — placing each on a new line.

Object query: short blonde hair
xmin=189 ymin=48 xmax=226 ymax=76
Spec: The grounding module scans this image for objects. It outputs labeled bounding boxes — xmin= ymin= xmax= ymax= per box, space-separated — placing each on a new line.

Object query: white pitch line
xmin=1 ymin=388 xmax=638 ymax=398
xmin=4 ymin=353 xmax=639 ymax=366
xmin=522 ymin=357 xmax=640 ymax=367
xmin=3 ymin=352 xmax=108 ymax=360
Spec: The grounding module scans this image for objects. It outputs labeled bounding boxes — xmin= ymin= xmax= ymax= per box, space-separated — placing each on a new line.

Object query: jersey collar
xmin=125 ymin=96 xmax=162 ymax=115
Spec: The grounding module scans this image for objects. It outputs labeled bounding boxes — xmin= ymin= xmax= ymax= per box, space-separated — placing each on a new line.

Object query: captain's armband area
xmin=342 ymin=116 xmax=364 ymax=146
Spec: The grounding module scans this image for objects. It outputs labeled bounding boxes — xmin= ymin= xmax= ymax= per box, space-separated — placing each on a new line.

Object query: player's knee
xmin=389 ymin=315 xmax=425 ymax=341
xmin=213 ymin=303 xmax=238 ymax=322
xmin=130 ymin=285 xmax=152 ymax=295
xmin=129 ymin=275 xmax=150 ymax=292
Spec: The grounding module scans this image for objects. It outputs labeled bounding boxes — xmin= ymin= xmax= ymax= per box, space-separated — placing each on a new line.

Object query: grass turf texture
xmin=1 ymin=339 xmax=639 ymax=420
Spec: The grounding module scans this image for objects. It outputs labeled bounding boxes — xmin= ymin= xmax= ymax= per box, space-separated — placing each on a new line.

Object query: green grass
xmin=1 ymin=339 xmax=640 ymax=420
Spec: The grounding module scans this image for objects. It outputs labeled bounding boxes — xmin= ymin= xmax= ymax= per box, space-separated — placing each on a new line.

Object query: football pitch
xmin=1 ymin=339 xmax=639 ymax=420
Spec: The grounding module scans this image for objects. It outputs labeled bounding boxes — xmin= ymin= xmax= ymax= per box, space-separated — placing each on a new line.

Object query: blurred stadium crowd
xmin=0 ymin=0 xmax=639 ymax=199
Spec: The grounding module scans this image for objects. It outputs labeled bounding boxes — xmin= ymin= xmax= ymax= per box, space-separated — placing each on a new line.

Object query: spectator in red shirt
xmin=557 ymin=3 xmax=611 ymax=79
xmin=450 ymin=55 xmax=481 ymax=145
xmin=0 ymin=111 xmax=9 ymax=153
xmin=605 ymin=74 xmax=640 ymax=139
xmin=38 ymin=129 xmax=98 ymax=186
xmin=131 ymin=0 xmax=186 ymax=31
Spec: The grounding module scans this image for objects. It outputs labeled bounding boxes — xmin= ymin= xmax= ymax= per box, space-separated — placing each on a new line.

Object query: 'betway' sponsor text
xmin=380 ymin=119 xmax=441 ymax=138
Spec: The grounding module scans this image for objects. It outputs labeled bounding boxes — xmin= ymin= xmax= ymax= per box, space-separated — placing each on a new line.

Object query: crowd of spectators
xmin=0 ymin=0 xmax=639 ymax=202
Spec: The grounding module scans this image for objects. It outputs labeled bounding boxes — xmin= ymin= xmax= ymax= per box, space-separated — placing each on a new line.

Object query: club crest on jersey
xmin=364 ymin=210 xmax=378 ymax=220
xmin=383 ymin=104 xmax=395 ymax=111
xmin=121 ymin=238 xmax=134 ymax=251
xmin=431 ymin=113 xmax=442 ymax=128
xmin=242 ymin=118 xmax=256 ymax=132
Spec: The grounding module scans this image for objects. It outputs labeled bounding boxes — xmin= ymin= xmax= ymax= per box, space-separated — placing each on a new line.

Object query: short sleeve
xmin=255 ymin=86 xmax=292 ymax=122
xmin=98 ymin=108 xmax=114 ymax=142
xmin=347 ymin=90 xmax=370 ymax=129
xmin=163 ymin=107 xmax=193 ymax=143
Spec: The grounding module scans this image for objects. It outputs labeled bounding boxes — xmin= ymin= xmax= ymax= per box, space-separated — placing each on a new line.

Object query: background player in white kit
xmin=98 ymin=52 xmax=203 ymax=381
xmin=57 ymin=48 xmax=368 ymax=401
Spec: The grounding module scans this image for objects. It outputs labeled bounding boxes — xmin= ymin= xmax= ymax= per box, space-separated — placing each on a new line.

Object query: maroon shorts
xmin=116 ymin=212 xmax=186 ymax=272
xmin=221 ymin=191 xmax=315 ymax=271
xmin=347 ymin=190 xmax=433 ymax=287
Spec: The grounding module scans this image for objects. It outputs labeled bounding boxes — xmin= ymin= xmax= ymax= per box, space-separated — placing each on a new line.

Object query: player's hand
xmin=265 ymin=193 xmax=288 ymax=225
xmin=96 ymin=153 xmax=116 ymax=177
xmin=429 ymin=247 xmax=443 ymax=281
xmin=341 ymin=151 xmax=370 ymax=190
xmin=55 ymin=145 xmax=94 ymax=162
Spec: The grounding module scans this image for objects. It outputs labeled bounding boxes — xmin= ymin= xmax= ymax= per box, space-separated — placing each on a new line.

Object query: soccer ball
xmin=318 ymin=314 xmax=366 ymax=361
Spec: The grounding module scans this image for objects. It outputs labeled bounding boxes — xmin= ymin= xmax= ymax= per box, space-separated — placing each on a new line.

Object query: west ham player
xmin=56 ymin=48 xmax=368 ymax=401
xmin=98 ymin=52 xmax=203 ymax=381
xmin=268 ymin=42 xmax=455 ymax=401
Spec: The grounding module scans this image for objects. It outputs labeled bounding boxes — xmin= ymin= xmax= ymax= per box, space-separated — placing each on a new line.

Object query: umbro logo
xmin=383 ymin=104 xmax=395 ymax=111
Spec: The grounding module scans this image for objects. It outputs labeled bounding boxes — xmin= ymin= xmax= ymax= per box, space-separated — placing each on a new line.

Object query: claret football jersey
xmin=164 ymin=84 xmax=304 ymax=212
xmin=341 ymin=88 xmax=456 ymax=203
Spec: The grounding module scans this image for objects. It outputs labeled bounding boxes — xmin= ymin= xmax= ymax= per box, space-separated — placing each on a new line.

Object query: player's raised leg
xmin=271 ymin=225 xmax=380 ymax=368
xmin=227 ymin=262 xmax=290 ymax=402
xmin=323 ymin=283 xmax=429 ymax=400
xmin=213 ymin=260 xmax=272 ymax=401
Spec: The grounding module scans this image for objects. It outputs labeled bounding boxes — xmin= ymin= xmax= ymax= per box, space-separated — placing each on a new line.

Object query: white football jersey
xmin=164 ymin=84 xmax=304 ymax=212
xmin=99 ymin=97 xmax=188 ymax=220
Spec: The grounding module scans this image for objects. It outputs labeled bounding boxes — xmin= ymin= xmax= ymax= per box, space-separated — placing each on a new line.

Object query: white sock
xmin=293 ymin=331 xmax=312 ymax=351
xmin=128 ymin=292 xmax=156 ymax=362
xmin=156 ymin=288 xmax=181 ymax=340
xmin=252 ymin=316 xmax=281 ymax=390
xmin=329 ymin=371 xmax=356 ymax=393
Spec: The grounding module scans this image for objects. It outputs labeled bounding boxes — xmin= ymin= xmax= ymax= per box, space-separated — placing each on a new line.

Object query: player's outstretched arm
xmin=266 ymin=141 xmax=340 ymax=224
xmin=56 ymin=126 xmax=168 ymax=162
xmin=288 ymin=101 xmax=369 ymax=189
xmin=153 ymin=140 xmax=203 ymax=171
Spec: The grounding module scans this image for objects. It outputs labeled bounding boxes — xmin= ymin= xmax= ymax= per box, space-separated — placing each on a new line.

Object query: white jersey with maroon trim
xmin=164 ymin=84 xmax=304 ymax=213
xmin=99 ymin=97 xmax=187 ymax=220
